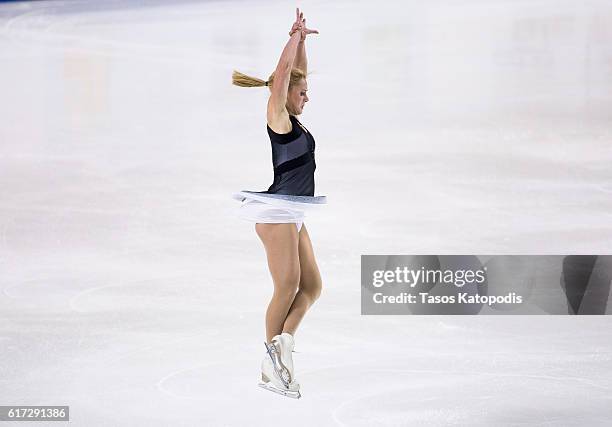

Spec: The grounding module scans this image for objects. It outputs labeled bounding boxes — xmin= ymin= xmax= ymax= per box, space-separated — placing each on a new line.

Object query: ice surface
xmin=1 ymin=0 xmax=611 ymax=425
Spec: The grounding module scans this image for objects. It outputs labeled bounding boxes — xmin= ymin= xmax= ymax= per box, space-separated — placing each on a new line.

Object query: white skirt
xmin=232 ymin=191 xmax=327 ymax=232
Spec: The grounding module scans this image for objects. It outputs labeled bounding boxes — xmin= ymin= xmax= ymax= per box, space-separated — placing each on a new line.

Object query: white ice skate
xmin=258 ymin=356 xmax=301 ymax=399
xmin=258 ymin=333 xmax=301 ymax=399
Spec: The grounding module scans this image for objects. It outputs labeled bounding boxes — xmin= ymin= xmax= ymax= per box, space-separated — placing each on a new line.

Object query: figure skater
xmin=231 ymin=8 xmax=324 ymax=399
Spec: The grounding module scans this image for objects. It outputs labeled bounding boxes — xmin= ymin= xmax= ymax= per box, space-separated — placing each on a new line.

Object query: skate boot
xmin=258 ymin=356 xmax=301 ymax=399
xmin=258 ymin=333 xmax=301 ymax=398
xmin=270 ymin=333 xmax=296 ymax=384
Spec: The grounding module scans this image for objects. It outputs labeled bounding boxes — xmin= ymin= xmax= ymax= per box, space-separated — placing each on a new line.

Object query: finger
xmin=296 ymin=8 xmax=300 ymax=21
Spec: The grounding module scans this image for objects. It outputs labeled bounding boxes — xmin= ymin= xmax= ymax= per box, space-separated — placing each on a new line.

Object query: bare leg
xmin=255 ymin=223 xmax=301 ymax=343
xmin=283 ymin=224 xmax=322 ymax=336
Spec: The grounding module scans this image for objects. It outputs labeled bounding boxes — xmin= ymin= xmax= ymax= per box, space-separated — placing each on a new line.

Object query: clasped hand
xmin=288 ymin=7 xmax=319 ymax=41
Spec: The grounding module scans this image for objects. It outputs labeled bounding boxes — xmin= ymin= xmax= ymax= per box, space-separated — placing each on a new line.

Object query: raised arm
xmin=294 ymin=39 xmax=307 ymax=74
xmin=267 ymin=30 xmax=302 ymax=131
xmin=290 ymin=13 xmax=318 ymax=74
xmin=268 ymin=9 xmax=318 ymax=133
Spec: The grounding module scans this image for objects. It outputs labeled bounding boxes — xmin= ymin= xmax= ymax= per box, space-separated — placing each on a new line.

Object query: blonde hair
xmin=232 ymin=68 xmax=306 ymax=91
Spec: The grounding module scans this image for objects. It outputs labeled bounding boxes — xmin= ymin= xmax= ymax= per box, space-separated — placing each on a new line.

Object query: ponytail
xmin=232 ymin=70 xmax=268 ymax=88
xmin=232 ymin=68 xmax=306 ymax=90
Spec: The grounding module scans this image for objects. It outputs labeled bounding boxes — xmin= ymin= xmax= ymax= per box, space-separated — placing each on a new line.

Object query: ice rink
xmin=1 ymin=0 xmax=612 ymax=425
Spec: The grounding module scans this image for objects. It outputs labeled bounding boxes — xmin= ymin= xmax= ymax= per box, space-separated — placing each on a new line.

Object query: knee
xmin=273 ymin=270 xmax=300 ymax=299
xmin=305 ymin=278 xmax=322 ymax=304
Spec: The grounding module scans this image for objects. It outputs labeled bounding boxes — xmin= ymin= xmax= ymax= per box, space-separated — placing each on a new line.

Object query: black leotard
xmin=265 ymin=115 xmax=316 ymax=196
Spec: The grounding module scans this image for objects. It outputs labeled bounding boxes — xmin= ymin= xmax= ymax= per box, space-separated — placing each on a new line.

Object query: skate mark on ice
xmin=156 ymin=358 xmax=252 ymax=400
xmin=104 ymin=329 xmax=221 ymax=365
xmin=68 ymin=274 xmax=193 ymax=313
xmin=156 ymin=365 xmax=216 ymax=400
xmin=330 ymin=368 xmax=612 ymax=426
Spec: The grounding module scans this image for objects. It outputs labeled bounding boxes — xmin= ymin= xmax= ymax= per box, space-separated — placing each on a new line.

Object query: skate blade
xmin=258 ymin=381 xmax=301 ymax=399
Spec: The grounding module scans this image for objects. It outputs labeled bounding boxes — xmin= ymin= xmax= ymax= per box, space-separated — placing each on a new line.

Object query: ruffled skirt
xmin=232 ymin=191 xmax=327 ymax=232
